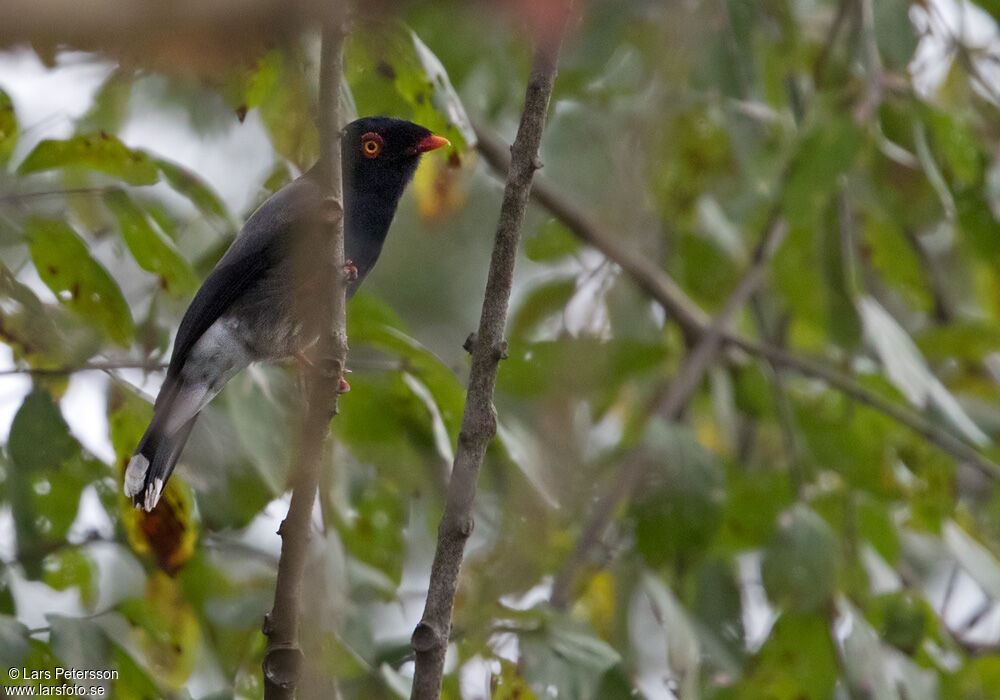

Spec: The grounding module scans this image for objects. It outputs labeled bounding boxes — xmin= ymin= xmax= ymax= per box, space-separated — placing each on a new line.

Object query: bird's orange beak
xmin=416 ymin=134 xmax=451 ymax=153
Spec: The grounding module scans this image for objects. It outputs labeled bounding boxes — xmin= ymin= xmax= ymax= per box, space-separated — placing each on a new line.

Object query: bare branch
xmin=474 ymin=126 xmax=710 ymax=343
xmin=0 ymin=187 xmax=114 ymax=205
xmin=0 ymin=360 xmax=167 ymax=376
xmin=727 ymin=338 xmax=1000 ymax=480
xmin=409 ymin=21 xmax=569 ymax=700
xmin=475 ymin=126 xmax=1000 ymax=483
xmin=262 ymin=15 xmax=349 ymax=700
xmin=550 ymin=214 xmax=788 ymax=610
xmin=814 ymin=0 xmax=854 ymax=89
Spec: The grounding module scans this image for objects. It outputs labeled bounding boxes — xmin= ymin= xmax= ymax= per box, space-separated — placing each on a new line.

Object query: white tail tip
xmin=123 ymin=454 xmax=148 ymax=499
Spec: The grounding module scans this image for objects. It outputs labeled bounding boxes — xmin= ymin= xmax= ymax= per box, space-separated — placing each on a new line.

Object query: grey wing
xmin=166 ymin=176 xmax=321 ymax=379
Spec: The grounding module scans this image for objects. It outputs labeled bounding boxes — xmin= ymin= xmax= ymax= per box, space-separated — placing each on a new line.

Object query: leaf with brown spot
xmin=26 ymin=218 xmax=134 ymax=346
xmin=17 ymin=132 xmax=159 ymax=185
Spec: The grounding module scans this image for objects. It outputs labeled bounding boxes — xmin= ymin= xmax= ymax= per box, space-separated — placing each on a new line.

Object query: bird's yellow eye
xmin=361 ymin=132 xmax=383 ymax=158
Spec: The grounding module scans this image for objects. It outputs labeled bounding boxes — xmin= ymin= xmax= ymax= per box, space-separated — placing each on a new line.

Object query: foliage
xmin=1 ymin=0 xmax=1000 ymax=698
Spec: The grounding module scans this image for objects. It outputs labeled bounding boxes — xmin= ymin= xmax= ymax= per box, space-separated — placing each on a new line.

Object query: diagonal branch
xmin=261 ymin=16 xmax=349 ymax=700
xmin=408 ymin=19 xmax=569 ymax=700
xmin=550 ymin=214 xmax=788 ymax=610
xmin=475 ymin=127 xmax=1000 ymax=482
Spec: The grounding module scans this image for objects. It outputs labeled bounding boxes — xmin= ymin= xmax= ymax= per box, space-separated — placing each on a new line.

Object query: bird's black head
xmin=341 ymin=116 xmax=449 ymax=195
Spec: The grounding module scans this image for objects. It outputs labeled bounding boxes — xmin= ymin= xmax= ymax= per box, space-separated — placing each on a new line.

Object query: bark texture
xmin=262 ymin=17 xmax=348 ymax=700
xmin=408 ymin=23 xmax=569 ymax=700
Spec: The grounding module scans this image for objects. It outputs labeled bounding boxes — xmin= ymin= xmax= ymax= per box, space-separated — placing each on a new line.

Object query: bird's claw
xmin=343 ymin=259 xmax=359 ymax=282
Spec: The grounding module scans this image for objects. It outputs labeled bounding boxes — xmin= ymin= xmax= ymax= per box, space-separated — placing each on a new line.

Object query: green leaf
xmin=873 ymin=0 xmax=918 ymax=68
xmin=155 ymin=158 xmax=230 ymax=224
xmin=719 ymin=468 xmax=792 ymax=550
xmin=224 ymin=368 xmax=293 ymax=496
xmin=48 ymin=614 xmax=110 ymax=676
xmin=7 ymin=392 xmax=95 ymax=580
xmin=9 ymin=390 xmax=76 ymax=472
xmin=26 ymin=217 xmax=134 ymax=346
xmin=510 ymin=277 xmax=577 ymax=339
xmin=924 ymin=107 xmax=983 ymax=187
xmin=943 ymin=657 xmax=1000 ymax=700
xmin=0 ymin=87 xmax=17 ymax=166
xmin=45 ymin=549 xmax=97 ymax=608
xmin=630 ymin=420 xmax=725 ymax=566
xmin=867 ymin=592 xmax=932 ymax=656
xmin=108 ymin=644 xmax=161 ymax=699
xmin=857 ymin=295 xmax=987 ymax=445
xmin=691 ymin=558 xmax=745 ymax=660
xmin=761 ymin=504 xmax=837 ymax=613
xmin=630 ymin=574 xmax=700 ymax=700
xmin=861 ymin=208 xmax=932 ymax=313
xmin=742 ymin=612 xmax=838 ymax=700
xmin=838 ymin=601 xmax=900 ymax=700
xmin=17 ymin=133 xmax=159 ymax=185
xmin=104 ymin=189 xmax=198 ymax=296
xmin=348 ymin=22 xmax=475 ymax=154
xmin=782 ymin=116 xmax=862 ymax=229
xmin=108 ymin=385 xmax=154 ymax=465
xmin=956 ymin=187 xmax=1000 ymax=261
xmin=521 ymin=618 xmax=621 ymax=700
xmin=501 ymin=337 xmax=667 ymax=398
xmin=493 ymin=661 xmax=540 ymax=700
xmin=916 ymin=321 xmax=1000 ymax=363
xmin=76 ymin=70 xmax=133 ymax=134
xmin=241 ymin=50 xmax=319 ymax=169
xmin=525 ymin=219 xmax=580 ymax=262
xmin=943 ymin=520 xmax=1000 ymax=599
xmin=857 ymin=496 xmax=900 ymax=564
xmin=0 ymin=615 xmax=30 ymax=669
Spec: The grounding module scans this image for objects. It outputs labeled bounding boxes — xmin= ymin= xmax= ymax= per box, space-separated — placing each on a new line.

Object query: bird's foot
xmin=338 ymin=367 xmax=352 ymax=393
xmin=343 ymin=259 xmax=358 ymax=282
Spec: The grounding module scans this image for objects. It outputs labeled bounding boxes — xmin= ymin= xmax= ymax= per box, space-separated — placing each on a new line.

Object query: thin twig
xmin=854 ymin=0 xmax=885 ymax=122
xmin=549 ymin=215 xmax=788 ymax=610
xmin=475 ymin=126 xmax=1000 ymax=482
xmin=727 ymin=338 xmax=1000 ymax=480
xmin=0 ymin=187 xmax=114 ymax=205
xmin=0 ymin=356 xmax=397 ymax=378
xmin=814 ymin=0 xmax=854 ymax=88
xmin=261 ymin=15 xmax=349 ymax=700
xmin=749 ymin=297 xmax=804 ymax=495
xmin=0 ymin=360 xmax=167 ymax=377
xmin=409 ymin=17 xmax=569 ymax=700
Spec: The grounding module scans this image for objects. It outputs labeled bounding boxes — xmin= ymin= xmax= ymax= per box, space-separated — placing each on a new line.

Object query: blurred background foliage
xmin=0 ymin=0 xmax=1000 ymax=698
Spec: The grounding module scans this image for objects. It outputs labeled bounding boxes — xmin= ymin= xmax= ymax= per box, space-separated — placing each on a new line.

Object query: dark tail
xmin=124 ymin=411 xmax=198 ymax=512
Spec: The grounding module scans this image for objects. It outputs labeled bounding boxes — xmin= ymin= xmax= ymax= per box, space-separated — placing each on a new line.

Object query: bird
xmin=124 ymin=116 xmax=449 ymax=511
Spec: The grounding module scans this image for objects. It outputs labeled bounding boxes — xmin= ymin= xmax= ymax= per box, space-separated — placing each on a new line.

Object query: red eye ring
xmin=361 ymin=132 xmax=384 ymax=158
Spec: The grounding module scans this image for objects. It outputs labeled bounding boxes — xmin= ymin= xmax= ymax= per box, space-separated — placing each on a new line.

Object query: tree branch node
xmin=262 ymin=646 xmax=304 ymax=689
xmin=411 ymin=621 xmax=443 ymax=653
xmin=463 ymin=332 xmax=477 ymax=355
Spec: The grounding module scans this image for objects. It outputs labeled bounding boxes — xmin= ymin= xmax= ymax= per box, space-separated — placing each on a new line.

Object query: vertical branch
xmin=262 ymin=15 xmax=348 ymax=700
xmin=408 ymin=19 xmax=569 ymax=700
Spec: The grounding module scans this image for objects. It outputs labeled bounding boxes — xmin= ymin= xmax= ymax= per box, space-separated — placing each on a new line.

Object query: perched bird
xmin=124 ymin=116 xmax=449 ymax=511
